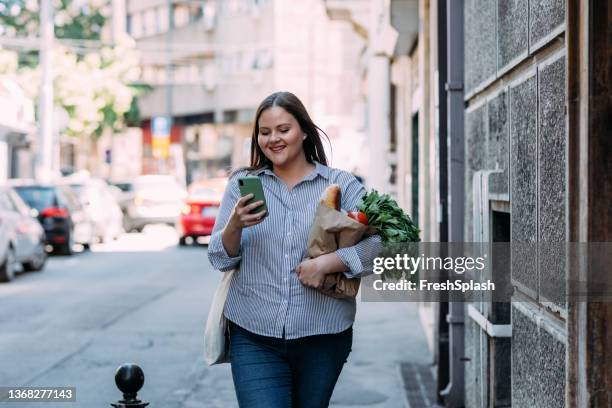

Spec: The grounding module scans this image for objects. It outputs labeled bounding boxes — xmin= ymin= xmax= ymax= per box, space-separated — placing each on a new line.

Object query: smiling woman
xmin=207 ymin=91 xmax=383 ymax=408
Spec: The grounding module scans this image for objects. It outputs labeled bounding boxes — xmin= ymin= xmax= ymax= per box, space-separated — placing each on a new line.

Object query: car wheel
xmin=23 ymin=242 xmax=47 ymax=271
xmin=179 ymin=236 xmax=188 ymax=246
xmin=0 ymin=246 xmax=17 ymax=282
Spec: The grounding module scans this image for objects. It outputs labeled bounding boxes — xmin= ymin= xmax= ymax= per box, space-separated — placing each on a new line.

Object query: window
xmin=129 ymin=12 xmax=142 ymax=38
xmin=126 ymin=14 xmax=132 ymax=36
xmin=203 ymin=1 xmax=217 ymax=30
xmin=158 ymin=6 xmax=169 ymax=33
xmin=389 ymin=84 xmax=397 ymax=153
xmin=202 ymin=62 xmax=217 ymax=90
xmin=226 ymin=0 xmax=247 ymax=13
xmin=252 ymin=49 xmax=273 ymax=70
xmin=189 ymin=64 xmax=199 ymax=82
xmin=143 ymin=8 xmax=156 ymax=36
xmin=188 ymin=3 xmax=203 ymax=22
xmin=173 ymin=4 xmax=189 ymax=28
xmin=223 ymin=0 xmax=267 ymax=14
xmin=490 ymin=208 xmax=511 ymax=406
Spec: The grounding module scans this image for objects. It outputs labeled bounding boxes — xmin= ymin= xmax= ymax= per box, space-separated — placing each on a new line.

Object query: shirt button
xmin=287 ymin=232 xmax=291 ymax=236
xmin=285 ymin=254 xmax=289 ymax=258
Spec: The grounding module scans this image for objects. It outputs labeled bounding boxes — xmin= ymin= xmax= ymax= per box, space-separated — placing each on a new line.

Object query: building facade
xmin=462 ymin=0 xmax=567 ymax=406
xmin=0 ymin=77 xmax=35 ymax=182
xmin=332 ymin=0 xmax=611 ymax=406
xmin=118 ymin=0 xmax=367 ymax=183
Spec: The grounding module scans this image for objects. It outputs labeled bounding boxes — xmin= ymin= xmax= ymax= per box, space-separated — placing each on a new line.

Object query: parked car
xmin=9 ymin=180 xmax=94 ymax=255
xmin=59 ymin=186 xmax=96 ymax=249
xmin=177 ymin=178 xmax=228 ymax=246
xmin=124 ymin=175 xmax=186 ymax=232
xmin=0 ymin=186 xmax=47 ymax=282
xmin=109 ymin=180 xmax=135 ymax=230
xmin=110 ymin=180 xmax=134 ymax=197
xmin=60 ymin=177 xmax=123 ymax=243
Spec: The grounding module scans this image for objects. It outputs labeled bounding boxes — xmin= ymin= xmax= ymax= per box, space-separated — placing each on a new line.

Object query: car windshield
xmin=58 ymin=186 xmax=83 ymax=210
xmin=63 ymin=183 xmax=91 ymax=205
xmin=188 ymin=178 xmax=227 ymax=198
xmin=68 ymin=184 xmax=83 ymax=194
xmin=191 ymin=187 xmax=219 ymax=196
xmin=13 ymin=186 xmax=56 ymax=210
xmin=135 ymin=178 xmax=182 ymax=194
xmin=113 ymin=183 xmax=133 ymax=192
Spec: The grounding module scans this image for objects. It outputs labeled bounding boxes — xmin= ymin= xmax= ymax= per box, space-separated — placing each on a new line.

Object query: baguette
xmin=320 ymin=184 xmax=341 ymax=210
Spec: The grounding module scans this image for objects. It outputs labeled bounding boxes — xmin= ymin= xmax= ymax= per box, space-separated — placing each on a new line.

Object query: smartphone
xmin=238 ymin=176 xmax=268 ymax=215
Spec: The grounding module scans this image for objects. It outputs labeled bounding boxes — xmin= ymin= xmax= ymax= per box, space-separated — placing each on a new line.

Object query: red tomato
xmin=357 ymin=211 xmax=369 ymax=225
xmin=348 ymin=211 xmax=369 ymax=225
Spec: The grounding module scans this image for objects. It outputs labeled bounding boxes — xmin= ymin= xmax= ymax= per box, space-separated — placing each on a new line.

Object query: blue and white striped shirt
xmin=207 ymin=161 xmax=382 ymax=339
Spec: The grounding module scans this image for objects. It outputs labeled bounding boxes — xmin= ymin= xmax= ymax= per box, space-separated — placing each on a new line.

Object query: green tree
xmin=0 ymin=0 xmax=107 ymax=39
xmin=8 ymin=41 xmax=142 ymax=138
xmin=0 ymin=0 xmax=108 ymax=67
xmin=0 ymin=0 xmax=147 ymax=139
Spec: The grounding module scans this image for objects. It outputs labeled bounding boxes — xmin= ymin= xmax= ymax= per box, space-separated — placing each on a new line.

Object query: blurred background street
xmin=0 ymin=2 xmax=438 ymax=405
xmin=0 ymin=226 xmax=431 ymax=408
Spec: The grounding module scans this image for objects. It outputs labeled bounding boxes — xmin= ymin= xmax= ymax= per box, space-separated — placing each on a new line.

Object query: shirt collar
xmin=251 ymin=161 xmax=330 ymax=180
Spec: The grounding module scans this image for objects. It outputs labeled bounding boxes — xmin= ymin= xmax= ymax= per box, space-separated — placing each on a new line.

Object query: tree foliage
xmin=0 ymin=0 xmax=107 ymax=40
xmin=2 ymin=40 xmax=142 ymax=138
xmin=0 ymin=0 xmax=145 ymax=138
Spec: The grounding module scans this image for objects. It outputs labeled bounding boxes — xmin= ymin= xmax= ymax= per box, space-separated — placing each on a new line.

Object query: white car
xmin=0 ymin=187 xmax=47 ymax=282
xmin=125 ymin=175 xmax=186 ymax=232
xmin=60 ymin=177 xmax=124 ymax=243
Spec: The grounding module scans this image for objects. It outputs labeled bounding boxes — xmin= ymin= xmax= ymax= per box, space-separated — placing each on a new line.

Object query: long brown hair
xmin=233 ymin=92 xmax=330 ymax=175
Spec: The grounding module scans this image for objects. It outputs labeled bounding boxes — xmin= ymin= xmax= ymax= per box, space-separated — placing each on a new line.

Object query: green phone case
xmin=238 ymin=176 xmax=268 ymax=215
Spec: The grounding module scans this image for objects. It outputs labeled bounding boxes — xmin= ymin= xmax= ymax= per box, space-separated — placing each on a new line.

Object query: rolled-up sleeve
xmin=335 ymin=175 xmax=384 ymax=278
xmin=207 ymin=173 xmax=243 ymax=272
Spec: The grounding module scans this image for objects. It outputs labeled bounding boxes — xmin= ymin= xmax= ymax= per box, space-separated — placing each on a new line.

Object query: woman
xmin=208 ymin=91 xmax=382 ymax=408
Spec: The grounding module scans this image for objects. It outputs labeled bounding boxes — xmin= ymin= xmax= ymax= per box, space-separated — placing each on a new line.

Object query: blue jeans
xmin=228 ymin=321 xmax=352 ymax=408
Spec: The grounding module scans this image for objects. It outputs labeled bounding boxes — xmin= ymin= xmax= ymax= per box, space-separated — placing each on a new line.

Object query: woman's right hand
xmin=227 ymin=194 xmax=267 ymax=231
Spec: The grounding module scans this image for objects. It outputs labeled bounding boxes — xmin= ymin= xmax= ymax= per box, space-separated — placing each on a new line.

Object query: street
xmin=0 ymin=226 xmax=432 ymax=408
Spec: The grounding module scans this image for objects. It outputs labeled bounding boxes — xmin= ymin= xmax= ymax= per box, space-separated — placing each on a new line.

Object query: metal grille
xmin=399 ymin=363 xmax=441 ymax=408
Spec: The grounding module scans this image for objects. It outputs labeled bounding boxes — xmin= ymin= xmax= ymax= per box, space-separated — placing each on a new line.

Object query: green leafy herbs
xmin=357 ymin=190 xmax=420 ymax=281
xmin=357 ymin=190 xmax=420 ymax=244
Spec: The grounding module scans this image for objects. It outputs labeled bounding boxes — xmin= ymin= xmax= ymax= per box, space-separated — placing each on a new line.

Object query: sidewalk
xmin=160 ymin=282 xmax=436 ymax=408
xmin=330 ymin=300 xmax=434 ymax=408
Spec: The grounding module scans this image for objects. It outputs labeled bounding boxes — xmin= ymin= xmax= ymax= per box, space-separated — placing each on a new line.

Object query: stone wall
xmin=463 ymin=0 xmax=567 ymax=407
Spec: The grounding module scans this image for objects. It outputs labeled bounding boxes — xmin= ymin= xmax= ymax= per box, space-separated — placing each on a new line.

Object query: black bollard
xmin=110 ymin=363 xmax=149 ymax=408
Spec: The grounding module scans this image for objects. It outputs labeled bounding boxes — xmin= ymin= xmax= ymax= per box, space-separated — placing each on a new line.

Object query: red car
xmin=177 ymin=178 xmax=227 ymax=246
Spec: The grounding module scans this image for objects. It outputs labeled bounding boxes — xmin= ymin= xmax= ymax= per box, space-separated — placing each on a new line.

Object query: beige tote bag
xmin=203 ymin=269 xmax=235 ymax=365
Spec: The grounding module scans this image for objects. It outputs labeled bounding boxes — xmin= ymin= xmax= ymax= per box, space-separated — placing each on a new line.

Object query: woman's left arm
xmin=297 ymin=174 xmax=383 ymax=288
xmin=334 ymin=175 xmax=383 ymax=278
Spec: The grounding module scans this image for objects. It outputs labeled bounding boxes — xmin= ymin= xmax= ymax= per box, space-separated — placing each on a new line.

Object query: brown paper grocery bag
xmin=305 ymin=204 xmax=376 ymax=299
